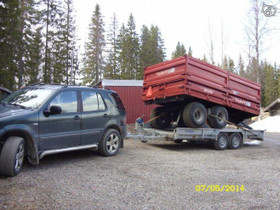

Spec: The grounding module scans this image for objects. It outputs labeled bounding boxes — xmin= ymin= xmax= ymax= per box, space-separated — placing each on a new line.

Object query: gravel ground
xmin=1 ymin=133 xmax=280 ymax=209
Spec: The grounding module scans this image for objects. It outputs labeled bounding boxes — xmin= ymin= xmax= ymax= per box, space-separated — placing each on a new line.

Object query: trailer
xmin=142 ymin=55 xmax=261 ymax=130
xmin=128 ymin=122 xmax=264 ymax=150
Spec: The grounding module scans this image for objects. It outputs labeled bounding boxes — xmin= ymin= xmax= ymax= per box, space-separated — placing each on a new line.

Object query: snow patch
xmin=244 ymin=140 xmax=261 ymax=146
xmin=250 ymin=115 xmax=280 ymax=133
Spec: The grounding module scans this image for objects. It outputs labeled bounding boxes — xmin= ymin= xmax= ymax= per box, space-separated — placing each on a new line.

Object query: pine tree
xmin=104 ymin=13 xmax=120 ymax=79
xmin=82 ymin=4 xmax=105 ymax=85
xmin=171 ymin=42 xmax=186 ymax=59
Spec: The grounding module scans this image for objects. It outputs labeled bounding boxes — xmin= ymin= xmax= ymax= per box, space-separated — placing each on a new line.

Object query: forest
xmin=0 ymin=0 xmax=279 ymax=107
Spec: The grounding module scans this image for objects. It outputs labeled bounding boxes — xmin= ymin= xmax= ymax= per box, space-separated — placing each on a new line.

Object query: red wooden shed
xmin=97 ymin=80 xmax=156 ymax=124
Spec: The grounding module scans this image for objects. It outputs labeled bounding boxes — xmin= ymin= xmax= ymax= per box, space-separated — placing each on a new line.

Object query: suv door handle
xmin=74 ymin=115 xmax=80 ymax=120
xmin=103 ymin=114 xmax=109 ymax=118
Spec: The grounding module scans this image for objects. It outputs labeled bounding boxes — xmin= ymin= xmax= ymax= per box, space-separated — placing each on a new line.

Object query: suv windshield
xmin=1 ymin=87 xmax=55 ymax=109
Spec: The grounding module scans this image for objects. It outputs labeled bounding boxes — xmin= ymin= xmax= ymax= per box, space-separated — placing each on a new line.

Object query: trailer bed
xmin=142 ymin=55 xmax=261 ymax=117
xmin=128 ymin=126 xmax=264 ymax=146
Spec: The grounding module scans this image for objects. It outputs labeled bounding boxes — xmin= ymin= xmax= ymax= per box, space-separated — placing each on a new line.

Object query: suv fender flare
xmin=0 ymin=125 xmax=39 ymax=165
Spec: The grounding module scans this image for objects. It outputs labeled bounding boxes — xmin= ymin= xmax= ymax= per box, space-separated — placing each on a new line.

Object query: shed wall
xmin=104 ymin=85 xmax=156 ymax=124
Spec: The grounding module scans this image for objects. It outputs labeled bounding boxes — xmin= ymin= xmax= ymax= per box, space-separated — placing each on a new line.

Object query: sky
xmin=73 ymin=0 xmax=280 ymax=66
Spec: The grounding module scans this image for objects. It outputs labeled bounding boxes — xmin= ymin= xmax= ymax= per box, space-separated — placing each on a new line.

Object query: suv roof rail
xmin=30 ymin=83 xmax=67 ymax=87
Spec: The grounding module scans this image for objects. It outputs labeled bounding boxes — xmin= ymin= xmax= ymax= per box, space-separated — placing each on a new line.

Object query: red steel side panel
xmin=142 ymin=55 xmax=261 ymax=116
xmin=106 ymin=86 xmax=156 ymax=124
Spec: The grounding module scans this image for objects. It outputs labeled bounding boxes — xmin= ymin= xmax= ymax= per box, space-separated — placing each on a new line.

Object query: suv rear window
xmin=110 ymin=93 xmax=125 ymax=110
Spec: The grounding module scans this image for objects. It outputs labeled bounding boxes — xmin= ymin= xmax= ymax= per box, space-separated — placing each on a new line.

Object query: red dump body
xmin=142 ymin=55 xmax=261 ymax=116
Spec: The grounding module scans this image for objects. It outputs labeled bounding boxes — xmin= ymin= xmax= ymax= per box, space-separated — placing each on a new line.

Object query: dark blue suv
xmin=0 ymin=84 xmax=126 ymax=176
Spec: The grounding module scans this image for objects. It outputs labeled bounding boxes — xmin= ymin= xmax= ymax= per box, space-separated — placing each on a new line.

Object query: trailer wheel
xmin=213 ymin=133 xmax=229 ymax=150
xmin=150 ymin=107 xmax=171 ymax=129
xmin=183 ymin=102 xmax=207 ymax=128
xmin=208 ymin=106 xmax=229 ymax=129
xmin=229 ymin=133 xmax=243 ymax=149
xmin=174 ymin=140 xmax=183 ymax=143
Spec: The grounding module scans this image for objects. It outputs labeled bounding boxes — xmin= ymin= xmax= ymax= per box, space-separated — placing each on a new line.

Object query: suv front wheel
xmin=0 ymin=136 xmax=25 ymax=177
xmin=98 ymin=129 xmax=121 ymax=156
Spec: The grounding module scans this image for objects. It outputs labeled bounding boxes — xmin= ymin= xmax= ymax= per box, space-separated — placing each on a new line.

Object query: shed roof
xmin=264 ymin=98 xmax=280 ymax=112
xmin=101 ymin=79 xmax=143 ymax=87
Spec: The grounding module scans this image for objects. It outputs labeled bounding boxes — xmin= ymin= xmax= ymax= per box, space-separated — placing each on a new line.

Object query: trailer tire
xmin=213 ymin=133 xmax=229 ymax=150
xmin=208 ymin=106 xmax=228 ymax=129
xmin=150 ymin=107 xmax=171 ymax=129
xmin=229 ymin=133 xmax=243 ymax=149
xmin=183 ymin=102 xmax=207 ymax=128
xmin=174 ymin=140 xmax=183 ymax=143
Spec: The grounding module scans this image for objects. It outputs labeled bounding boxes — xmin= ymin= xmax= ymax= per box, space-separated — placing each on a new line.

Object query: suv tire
xmin=98 ymin=129 xmax=121 ymax=156
xmin=0 ymin=137 xmax=25 ymax=177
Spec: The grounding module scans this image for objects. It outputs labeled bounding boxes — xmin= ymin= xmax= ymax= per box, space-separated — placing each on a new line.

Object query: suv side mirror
xmin=44 ymin=105 xmax=62 ymax=117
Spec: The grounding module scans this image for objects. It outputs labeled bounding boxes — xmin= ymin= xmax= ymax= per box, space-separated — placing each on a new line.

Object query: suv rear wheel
xmin=98 ymin=129 xmax=121 ymax=156
xmin=0 ymin=137 xmax=25 ymax=177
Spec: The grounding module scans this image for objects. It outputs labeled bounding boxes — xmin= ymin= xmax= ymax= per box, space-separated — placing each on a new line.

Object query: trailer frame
xmin=127 ymin=123 xmax=264 ymax=149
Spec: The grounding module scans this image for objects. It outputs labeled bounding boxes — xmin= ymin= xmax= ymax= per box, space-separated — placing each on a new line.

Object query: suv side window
xmin=81 ymin=91 xmax=98 ymax=112
xmin=81 ymin=91 xmax=106 ymax=112
xmin=50 ymin=91 xmax=77 ymax=114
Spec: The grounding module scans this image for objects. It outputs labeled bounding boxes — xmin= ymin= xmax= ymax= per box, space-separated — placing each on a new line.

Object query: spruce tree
xmin=171 ymin=42 xmax=186 ymax=59
xmin=139 ymin=24 xmax=165 ymax=77
xmin=188 ymin=46 xmax=193 ymax=56
xmin=237 ymin=55 xmax=245 ymax=77
xmin=117 ymin=14 xmax=140 ymax=79
xmin=104 ymin=13 xmax=120 ymax=79
xmin=0 ymin=0 xmax=20 ymax=90
xmin=25 ymin=27 xmax=43 ymax=85
xmin=263 ymin=61 xmax=277 ymax=106
xmin=125 ymin=13 xmax=140 ymax=79
xmin=202 ymin=54 xmax=208 ymax=63
xmin=222 ymin=56 xmax=228 ymax=70
xmin=149 ymin=25 xmax=165 ymax=64
xmin=228 ymin=57 xmax=235 ymax=73
xmin=82 ymin=4 xmax=105 ymax=85
xmin=139 ymin=25 xmax=150 ymax=71
xmin=63 ymin=0 xmax=78 ymax=84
